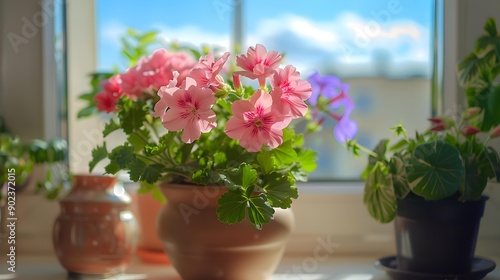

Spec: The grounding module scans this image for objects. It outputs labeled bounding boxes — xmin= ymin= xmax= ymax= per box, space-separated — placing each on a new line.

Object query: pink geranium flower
xmin=120 ymin=66 xmax=145 ymax=99
xmin=270 ymin=65 xmax=312 ymax=118
xmin=95 ymin=91 xmax=118 ymax=113
xmin=157 ymin=77 xmax=217 ymax=143
xmin=235 ymin=44 xmax=282 ymax=87
xmin=152 ymin=72 xmax=180 ymax=118
xmin=226 ymin=90 xmax=289 ymax=152
xmin=121 ymin=49 xmax=196 ymax=98
xmin=190 ymin=52 xmax=230 ymax=90
xmin=94 ymin=75 xmax=123 ymax=113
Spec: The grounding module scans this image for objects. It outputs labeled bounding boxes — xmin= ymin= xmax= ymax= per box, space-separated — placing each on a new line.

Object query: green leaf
xmin=466 ymin=85 xmax=500 ymax=131
xmin=104 ymin=161 xmax=121 ymax=174
xmin=217 ymin=189 xmax=247 ymax=224
xmin=89 ymin=143 xmax=108 ymax=172
xmin=460 ymin=155 xmax=488 ymax=200
xmin=484 ymin=18 xmax=498 ymax=37
xmin=118 ymin=98 xmax=148 ymax=135
xmin=272 ymin=140 xmax=297 ymax=165
xmin=297 ymin=149 xmax=317 ymax=172
xmin=389 ymin=154 xmax=410 ymax=199
xmin=77 ymin=106 xmax=97 ymax=118
xmin=389 ymin=139 xmax=408 ymax=152
xmin=458 ymin=53 xmax=494 ymax=87
xmin=363 ymin=162 xmax=396 ymax=223
xmin=485 ymin=146 xmax=500 ymax=182
xmin=262 ymin=173 xmax=298 ymax=208
xmin=219 ymin=163 xmax=257 ymax=191
xmin=247 ymin=194 xmax=274 ymax=230
xmin=213 ymin=152 xmax=227 ymax=167
xmin=128 ymin=158 xmax=163 ymax=184
xmin=127 ymin=129 xmax=149 ymax=152
xmin=103 ymin=119 xmax=121 ymax=137
xmin=109 ymin=144 xmax=135 ymax=168
xmin=406 ymin=141 xmax=464 ymax=200
xmin=369 ymin=139 xmax=390 ymax=166
xmin=257 ymin=151 xmax=276 ymax=174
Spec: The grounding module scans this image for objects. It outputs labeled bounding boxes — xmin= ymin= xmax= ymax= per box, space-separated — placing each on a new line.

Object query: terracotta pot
xmin=135 ymin=193 xmax=170 ymax=264
xmin=157 ymin=184 xmax=294 ymax=280
xmin=53 ymin=175 xmax=139 ymax=275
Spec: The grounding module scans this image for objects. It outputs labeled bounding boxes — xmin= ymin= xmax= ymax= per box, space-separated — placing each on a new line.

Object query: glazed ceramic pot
xmin=157 ymin=184 xmax=294 ymax=280
xmin=53 ymin=175 xmax=139 ymax=275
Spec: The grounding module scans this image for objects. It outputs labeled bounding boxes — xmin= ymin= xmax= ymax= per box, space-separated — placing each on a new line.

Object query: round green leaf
xmin=406 ymin=141 xmax=464 ymax=200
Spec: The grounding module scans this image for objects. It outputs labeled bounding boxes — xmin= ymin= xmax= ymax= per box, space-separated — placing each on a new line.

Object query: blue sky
xmin=96 ymin=0 xmax=433 ymax=76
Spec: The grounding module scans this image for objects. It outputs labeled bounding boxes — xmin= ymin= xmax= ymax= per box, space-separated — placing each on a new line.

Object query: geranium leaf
xmin=213 ymin=152 xmax=227 ymax=167
xmin=406 ymin=141 xmax=464 ymax=200
xmin=118 ymin=98 xmax=148 ymax=135
xmin=89 ymin=143 xmax=108 ymax=172
xmin=217 ymin=189 xmax=247 ymax=224
xmin=262 ymin=173 xmax=297 ymax=208
xmin=247 ymin=194 xmax=274 ymax=230
xmin=128 ymin=158 xmax=163 ymax=184
xmin=219 ymin=163 xmax=257 ymax=191
xmin=297 ymin=149 xmax=317 ymax=172
xmin=103 ymin=119 xmax=120 ymax=137
xmin=109 ymin=144 xmax=135 ymax=168
xmin=272 ymin=140 xmax=297 ymax=165
xmin=363 ymin=162 xmax=396 ymax=223
xmin=127 ymin=129 xmax=149 ymax=152
xmin=104 ymin=161 xmax=121 ymax=174
xmin=257 ymin=151 xmax=276 ymax=174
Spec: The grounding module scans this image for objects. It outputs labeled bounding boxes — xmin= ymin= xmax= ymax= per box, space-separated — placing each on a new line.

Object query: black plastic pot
xmin=395 ymin=193 xmax=488 ymax=274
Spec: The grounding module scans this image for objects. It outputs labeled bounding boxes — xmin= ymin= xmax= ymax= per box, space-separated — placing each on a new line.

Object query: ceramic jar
xmin=53 ymin=175 xmax=139 ymax=275
xmin=157 ymin=184 xmax=294 ymax=280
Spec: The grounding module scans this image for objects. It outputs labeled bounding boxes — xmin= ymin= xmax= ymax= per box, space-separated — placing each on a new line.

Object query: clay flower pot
xmin=53 ymin=175 xmax=139 ymax=275
xmin=157 ymin=183 xmax=294 ymax=280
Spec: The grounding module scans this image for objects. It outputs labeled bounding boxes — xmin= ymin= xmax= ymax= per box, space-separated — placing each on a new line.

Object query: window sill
xmin=11 ymin=254 xmax=500 ymax=280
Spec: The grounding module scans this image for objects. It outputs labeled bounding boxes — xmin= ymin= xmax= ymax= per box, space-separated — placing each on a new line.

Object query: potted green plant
xmin=80 ymin=32 xmax=355 ymax=278
xmin=0 ymin=127 xmax=68 ymax=200
xmin=345 ymin=18 xmax=500 ymax=277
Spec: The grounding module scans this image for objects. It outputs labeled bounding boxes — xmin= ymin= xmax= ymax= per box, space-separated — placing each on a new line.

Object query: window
xmin=91 ymin=0 xmax=435 ymax=180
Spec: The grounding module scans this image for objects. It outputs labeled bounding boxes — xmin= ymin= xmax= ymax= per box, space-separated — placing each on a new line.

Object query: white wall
xmin=0 ymin=0 xmax=46 ymax=141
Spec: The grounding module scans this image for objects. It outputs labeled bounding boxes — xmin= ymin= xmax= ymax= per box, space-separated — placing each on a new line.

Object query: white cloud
xmin=154 ymin=24 xmax=230 ymax=51
xmin=245 ymin=12 xmax=430 ymax=76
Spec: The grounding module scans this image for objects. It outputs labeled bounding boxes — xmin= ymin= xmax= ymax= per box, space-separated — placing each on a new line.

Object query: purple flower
xmin=307 ymin=71 xmax=341 ymax=106
xmin=307 ymin=71 xmax=357 ymax=143
xmin=334 ymin=117 xmax=358 ymax=143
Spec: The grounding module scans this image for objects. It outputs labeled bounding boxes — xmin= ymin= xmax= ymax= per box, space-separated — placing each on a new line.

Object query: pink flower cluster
xmin=94 ymin=49 xmax=196 ymax=113
xmin=155 ymin=44 xmax=312 ymax=151
xmin=97 ymin=44 xmax=312 ymax=152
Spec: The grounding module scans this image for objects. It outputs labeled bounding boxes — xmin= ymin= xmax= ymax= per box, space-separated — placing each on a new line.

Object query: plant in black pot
xmin=345 ymin=18 xmax=500 ymax=278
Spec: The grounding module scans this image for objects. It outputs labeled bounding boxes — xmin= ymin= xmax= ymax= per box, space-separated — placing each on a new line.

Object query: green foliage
xmin=458 ymin=18 xmax=500 ymax=131
xmin=352 ymin=120 xmax=500 ymax=223
xmin=0 ymin=133 xmax=68 ymax=201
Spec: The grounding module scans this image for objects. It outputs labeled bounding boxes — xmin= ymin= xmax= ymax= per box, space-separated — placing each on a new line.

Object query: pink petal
xmin=182 ymin=120 xmax=202 ymax=143
xmin=225 ymin=118 xmax=249 ymax=139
